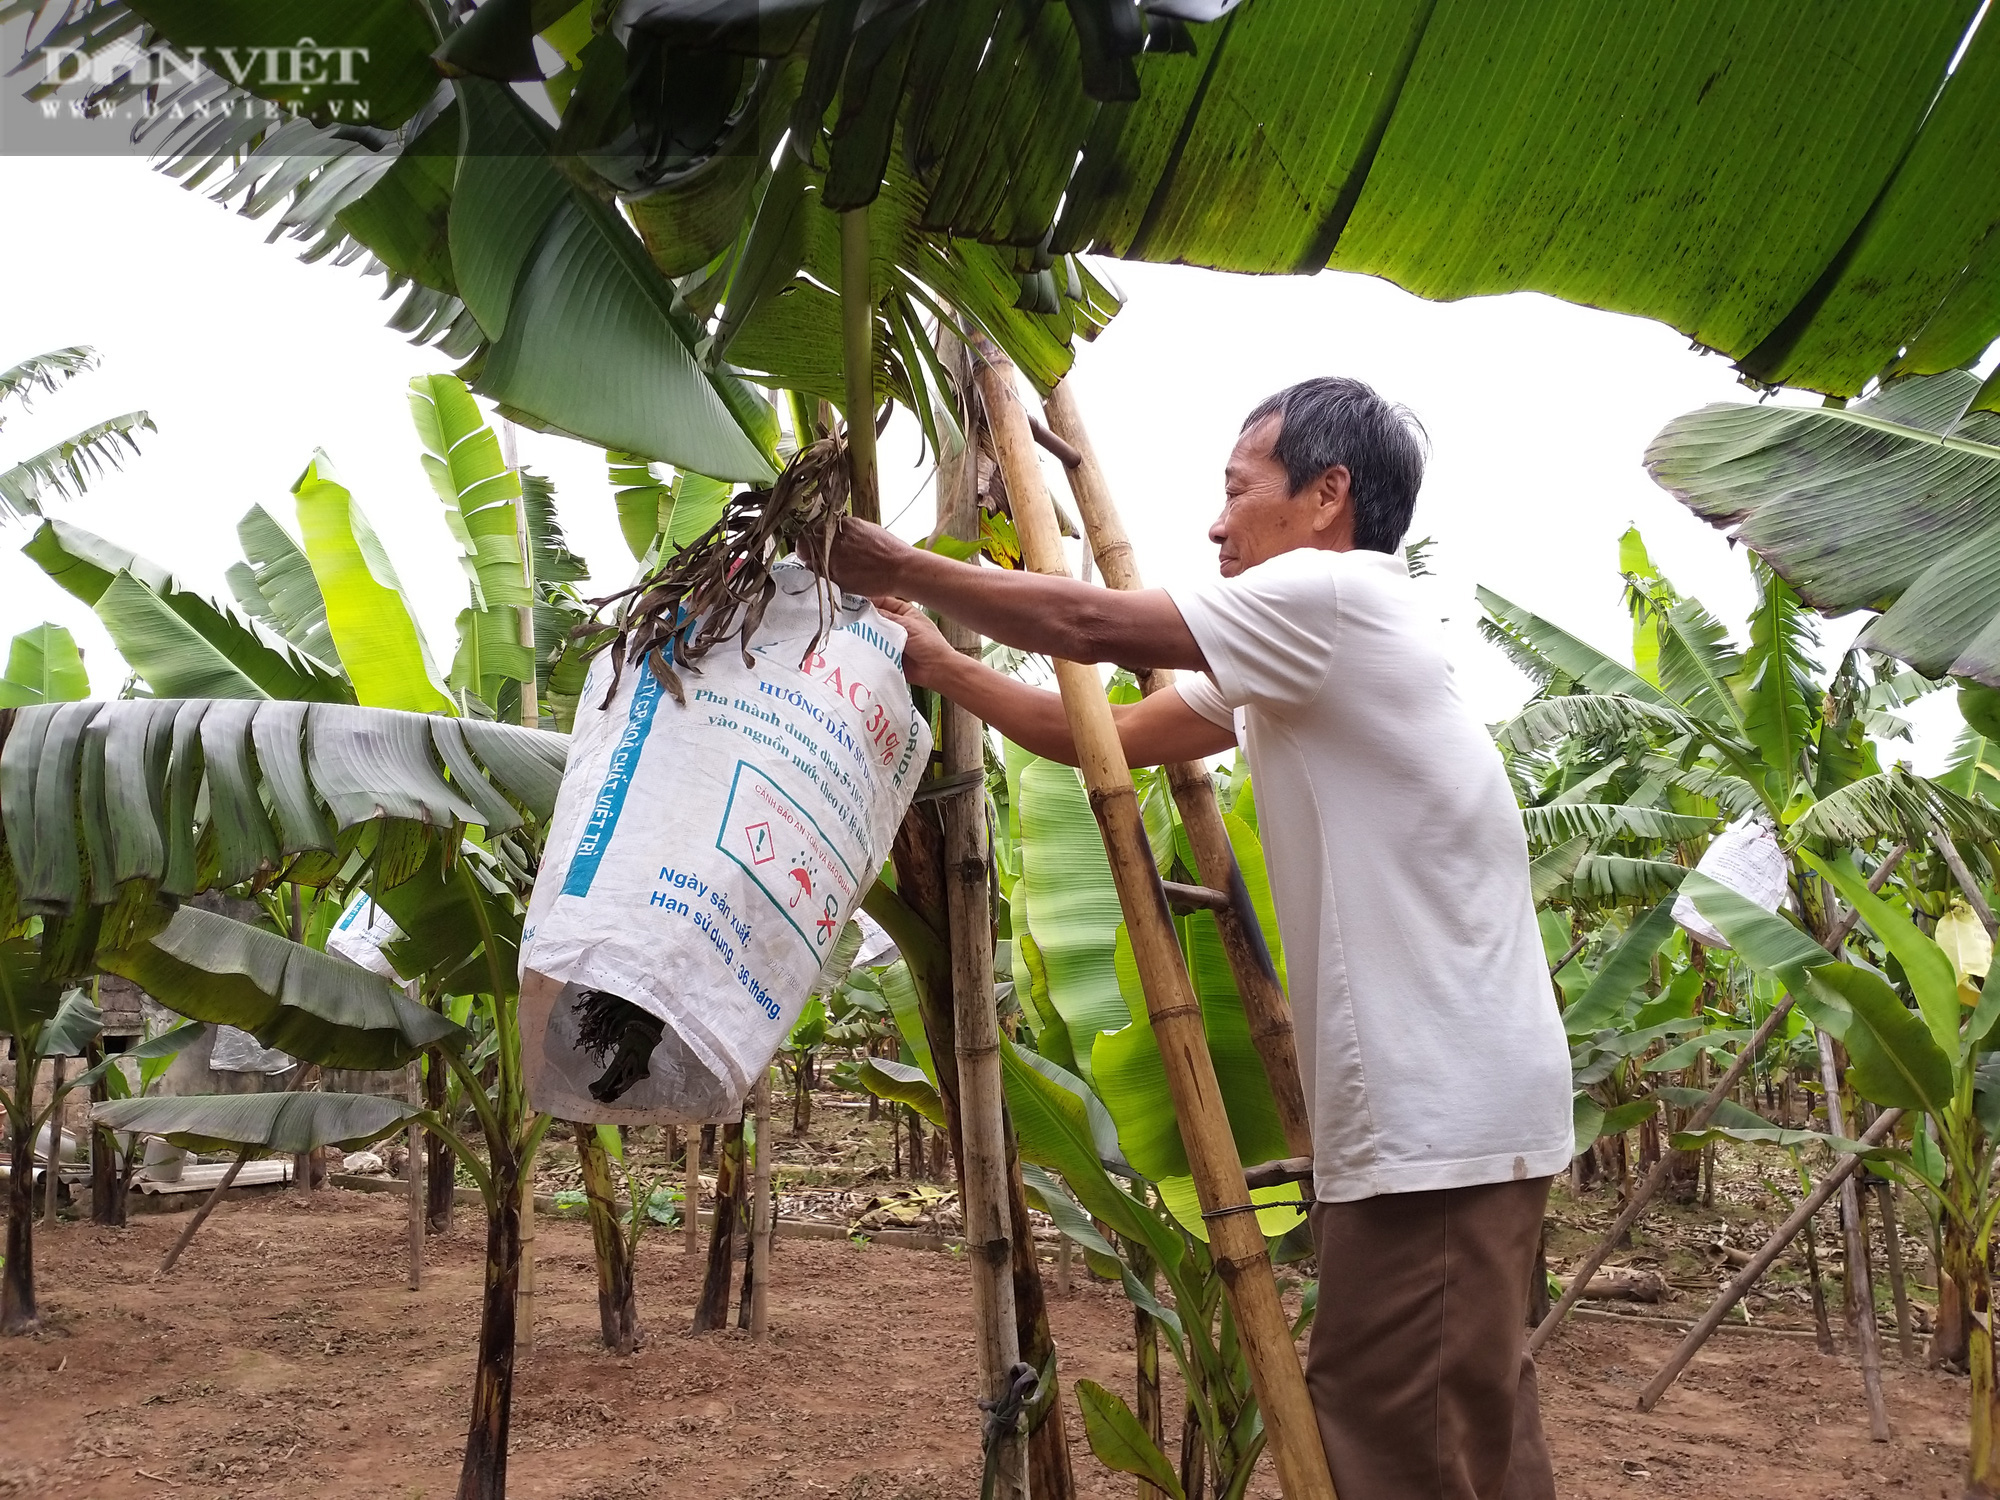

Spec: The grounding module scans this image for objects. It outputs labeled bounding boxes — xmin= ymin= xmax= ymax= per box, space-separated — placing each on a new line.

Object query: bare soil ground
xmin=0 ymin=1179 xmax=1974 ymax=1500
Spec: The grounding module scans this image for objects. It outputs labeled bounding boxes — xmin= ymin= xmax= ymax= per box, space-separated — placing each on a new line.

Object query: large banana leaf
xmin=291 ymin=453 xmax=454 ymax=714
xmin=1007 ymin=742 xmax=1132 ymax=1086
xmin=1649 ymin=371 xmax=2000 ymax=689
xmin=408 ymin=373 xmax=536 ymax=705
xmin=24 ymin=519 xmax=349 ymax=703
xmin=99 ymin=906 xmax=459 ymax=1071
xmin=1092 ymin=920 xmax=1290 ymax=1182
xmin=0 ymin=700 xmax=565 ymax=914
xmin=94 ymin=1090 xmax=422 ymax=1156
xmin=0 ymin=624 xmax=88 ymax=707
xmin=374 ymin=841 xmax=523 ymax=1000
xmin=43 ymin=2 xmax=2000 ymax=406
xmin=451 ymin=79 xmax=779 ymax=483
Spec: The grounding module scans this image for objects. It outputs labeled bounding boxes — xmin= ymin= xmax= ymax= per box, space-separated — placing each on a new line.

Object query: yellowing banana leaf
xmin=291 ymin=452 xmax=454 ymax=715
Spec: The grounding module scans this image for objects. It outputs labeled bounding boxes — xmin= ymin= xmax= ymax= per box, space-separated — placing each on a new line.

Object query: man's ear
xmin=1308 ymin=465 xmax=1352 ymax=537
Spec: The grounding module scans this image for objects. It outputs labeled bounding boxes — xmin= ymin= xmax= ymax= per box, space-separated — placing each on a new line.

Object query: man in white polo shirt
xmin=827 ymin=376 xmax=1573 ymax=1500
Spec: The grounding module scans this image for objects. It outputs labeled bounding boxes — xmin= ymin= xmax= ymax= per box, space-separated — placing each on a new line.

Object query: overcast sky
xmin=0 ymin=154 xmax=1968 ymax=768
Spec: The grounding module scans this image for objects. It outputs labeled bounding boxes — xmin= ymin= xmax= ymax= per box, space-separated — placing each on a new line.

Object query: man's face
xmin=1208 ymin=415 xmax=1349 ymax=577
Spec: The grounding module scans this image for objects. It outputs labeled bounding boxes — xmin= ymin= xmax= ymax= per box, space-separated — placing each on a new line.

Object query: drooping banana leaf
xmin=93 ymin=1089 xmax=423 ymax=1156
xmin=0 ymin=623 xmax=88 ymax=707
xmin=0 ymin=410 xmax=155 ymax=519
xmin=1521 ymin=803 xmax=1717 ymax=847
xmin=1648 ymin=371 xmax=2000 ymax=690
xmin=99 ymin=906 xmax=461 ymax=1071
xmin=1789 ymin=766 xmax=2000 ymax=850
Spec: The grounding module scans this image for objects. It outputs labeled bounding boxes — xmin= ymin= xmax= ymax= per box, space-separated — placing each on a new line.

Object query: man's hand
xmin=826 ymin=516 xmax=918 ymax=598
xmin=874 ymin=597 xmax=958 ymax=688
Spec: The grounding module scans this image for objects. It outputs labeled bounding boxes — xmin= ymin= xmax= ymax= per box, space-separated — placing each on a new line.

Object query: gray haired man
xmin=827 ymin=377 xmax=1573 ymax=1499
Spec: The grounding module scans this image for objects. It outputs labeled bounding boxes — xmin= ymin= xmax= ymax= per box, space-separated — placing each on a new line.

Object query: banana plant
xmin=0 ymin=979 xmax=103 ymax=1332
xmin=0 ymin=347 xmax=152 ymax=523
xmin=1683 ymin=856 xmax=2000 ymax=1492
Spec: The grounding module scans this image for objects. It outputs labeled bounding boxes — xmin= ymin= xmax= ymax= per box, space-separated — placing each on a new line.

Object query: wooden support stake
xmin=1817 ymin=1035 xmax=1891 ymax=1439
xmin=935 ymin=383 xmax=1027 ymax=1497
xmin=1042 ymin=379 xmax=1312 ymax=1159
xmin=976 ymin=342 xmax=1334 ymax=1500
xmin=685 ymin=1125 xmax=703 ymax=1253
xmin=1637 ymin=1108 xmax=1901 ymax=1409
xmin=1932 ymin=824 xmax=1998 ymax=940
xmin=1873 ymin=1175 xmax=1916 ymax=1362
xmin=407 ymin=1116 xmax=424 ymax=1291
xmin=158 ymin=1063 xmax=314 ymax=1276
xmin=750 ymin=1076 xmax=773 ymax=1340
xmin=502 ymin=417 xmax=538 ymax=728
xmin=1533 ymin=843 xmax=1908 ymax=1352
xmin=42 ymin=1057 xmax=64 ymax=1227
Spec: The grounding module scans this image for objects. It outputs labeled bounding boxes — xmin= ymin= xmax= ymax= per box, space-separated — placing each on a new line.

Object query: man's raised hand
xmin=873 ymin=597 xmax=957 ymax=688
xmin=823 ymin=516 xmax=917 ymax=597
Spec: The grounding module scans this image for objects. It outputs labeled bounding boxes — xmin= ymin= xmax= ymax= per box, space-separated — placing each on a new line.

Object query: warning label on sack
xmin=717 ymin=761 xmax=858 ymax=960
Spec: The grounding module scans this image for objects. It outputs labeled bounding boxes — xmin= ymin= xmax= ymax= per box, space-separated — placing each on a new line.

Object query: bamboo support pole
xmin=840 ymin=208 xmax=879 ymax=524
xmin=1532 ymin=843 xmax=1908 ymax=1353
xmin=1873 ymin=1175 xmax=1916 ymax=1362
xmin=750 ymin=1076 xmax=773 ymax=1340
xmin=974 ymin=341 xmax=1334 ymax=1500
xmin=1932 ymin=825 xmax=1998 ymax=940
xmin=1637 ymin=1108 xmax=1902 ymax=1409
xmin=935 ymin=380 xmax=1027 ymax=1497
xmin=1042 ymin=379 xmax=1312 ymax=1158
xmin=407 ymin=1115 xmax=425 ymax=1291
xmin=1817 ymin=1035 xmax=1891 ymax=1439
xmin=684 ymin=1125 xmax=702 ymax=1253
xmin=42 ymin=1057 xmax=64 ymax=1227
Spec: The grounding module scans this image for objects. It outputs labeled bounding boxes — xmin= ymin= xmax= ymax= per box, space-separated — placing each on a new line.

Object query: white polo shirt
xmin=1169 ymin=546 xmax=1573 ymax=1203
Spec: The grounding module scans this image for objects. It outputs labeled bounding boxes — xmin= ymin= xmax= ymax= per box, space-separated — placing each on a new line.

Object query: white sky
xmin=0 ymin=155 xmax=1967 ymax=769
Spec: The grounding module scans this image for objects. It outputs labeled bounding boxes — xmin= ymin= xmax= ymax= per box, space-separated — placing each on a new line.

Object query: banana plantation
xmin=5 ymin=3 xmax=2000 ymax=1499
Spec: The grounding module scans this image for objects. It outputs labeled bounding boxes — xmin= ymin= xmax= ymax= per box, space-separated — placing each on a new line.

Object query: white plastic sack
xmin=324 ymin=891 xmax=406 ymax=979
xmin=520 ymin=561 xmax=932 ymax=1124
xmin=209 ymin=1024 xmax=296 ymax=1075
xmin=1671 ymin=818 xmax=1789 ymax=948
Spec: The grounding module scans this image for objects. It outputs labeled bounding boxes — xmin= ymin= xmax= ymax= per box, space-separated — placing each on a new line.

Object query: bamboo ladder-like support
xmin=1039 ymin=381 xmax=1314 ymax=1164
xmin=971 ymin=338 xmax=1336 ymax=1500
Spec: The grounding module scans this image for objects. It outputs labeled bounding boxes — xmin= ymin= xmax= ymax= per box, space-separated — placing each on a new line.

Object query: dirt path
xmin=0 ymin=1189 xmax=1972 ymax=1499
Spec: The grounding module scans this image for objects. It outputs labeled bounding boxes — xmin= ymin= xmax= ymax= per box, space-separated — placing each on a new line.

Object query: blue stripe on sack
xmin=561 ymin=665 xmax=665 ymax=898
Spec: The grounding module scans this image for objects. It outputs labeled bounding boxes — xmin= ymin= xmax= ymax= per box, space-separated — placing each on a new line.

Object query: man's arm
xmin=878 ymin=599 xmax=1236 ymax=769
xmin=829 ymin=517 xmax=1208 ymax=672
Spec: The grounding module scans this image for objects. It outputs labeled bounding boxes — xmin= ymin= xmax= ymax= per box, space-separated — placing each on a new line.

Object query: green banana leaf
xmin=1800 ymin=849 xmax=1962 ymax=1061
xmin=0 ymin=623 xmax=88 ymax=706
xmin=408 ymin=372 xmax=535 ymax=705
xmin=1076 ymin=1380 xmax=1186 ymax=1500
xmin=1648 ymin=370 xmax=2000 ymax=689
xmin=1561 ymin=900 xmax=1680 ymax=1037
xmin=23 ymin=519 xmax=349 ymax=703
xmin=1679 ymin=871 xmax=1834 ymax=990
xmin=451 ymin=79 xmax=779 ymax=483
xmin=227 ymin=503 xmax=343 ymax=670
xmin=1007 ymin=743 xmax=1130 ymax=1085
xmin=1805 ymin=964 xmax=1955 ymax=1116
xmin=94 ymin=1090 xmax=423 ymax=1156
xmin=1092 ymin=921 xmax=1289 ymax=1184
xmin=291 ymin=453 xmax=454 ymax=715
xmin=100 ymin=906 xmax=461 ymax=1072
xmin=0 ymin=701 xmax=565 ymax=914
xmin=375 ymin=841 xmax=523 ymax=1001
xmin=858 ymin=1056 xmax=945 ymax=1130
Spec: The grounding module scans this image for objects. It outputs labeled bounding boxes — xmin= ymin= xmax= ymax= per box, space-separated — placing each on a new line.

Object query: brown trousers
xmin=1307 ymin=1177 xmax=1556 ymax=1500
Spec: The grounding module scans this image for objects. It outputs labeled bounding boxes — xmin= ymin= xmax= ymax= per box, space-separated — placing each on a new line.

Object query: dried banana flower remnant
xmin=585 ymin=437 xmax=852 ymax=707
